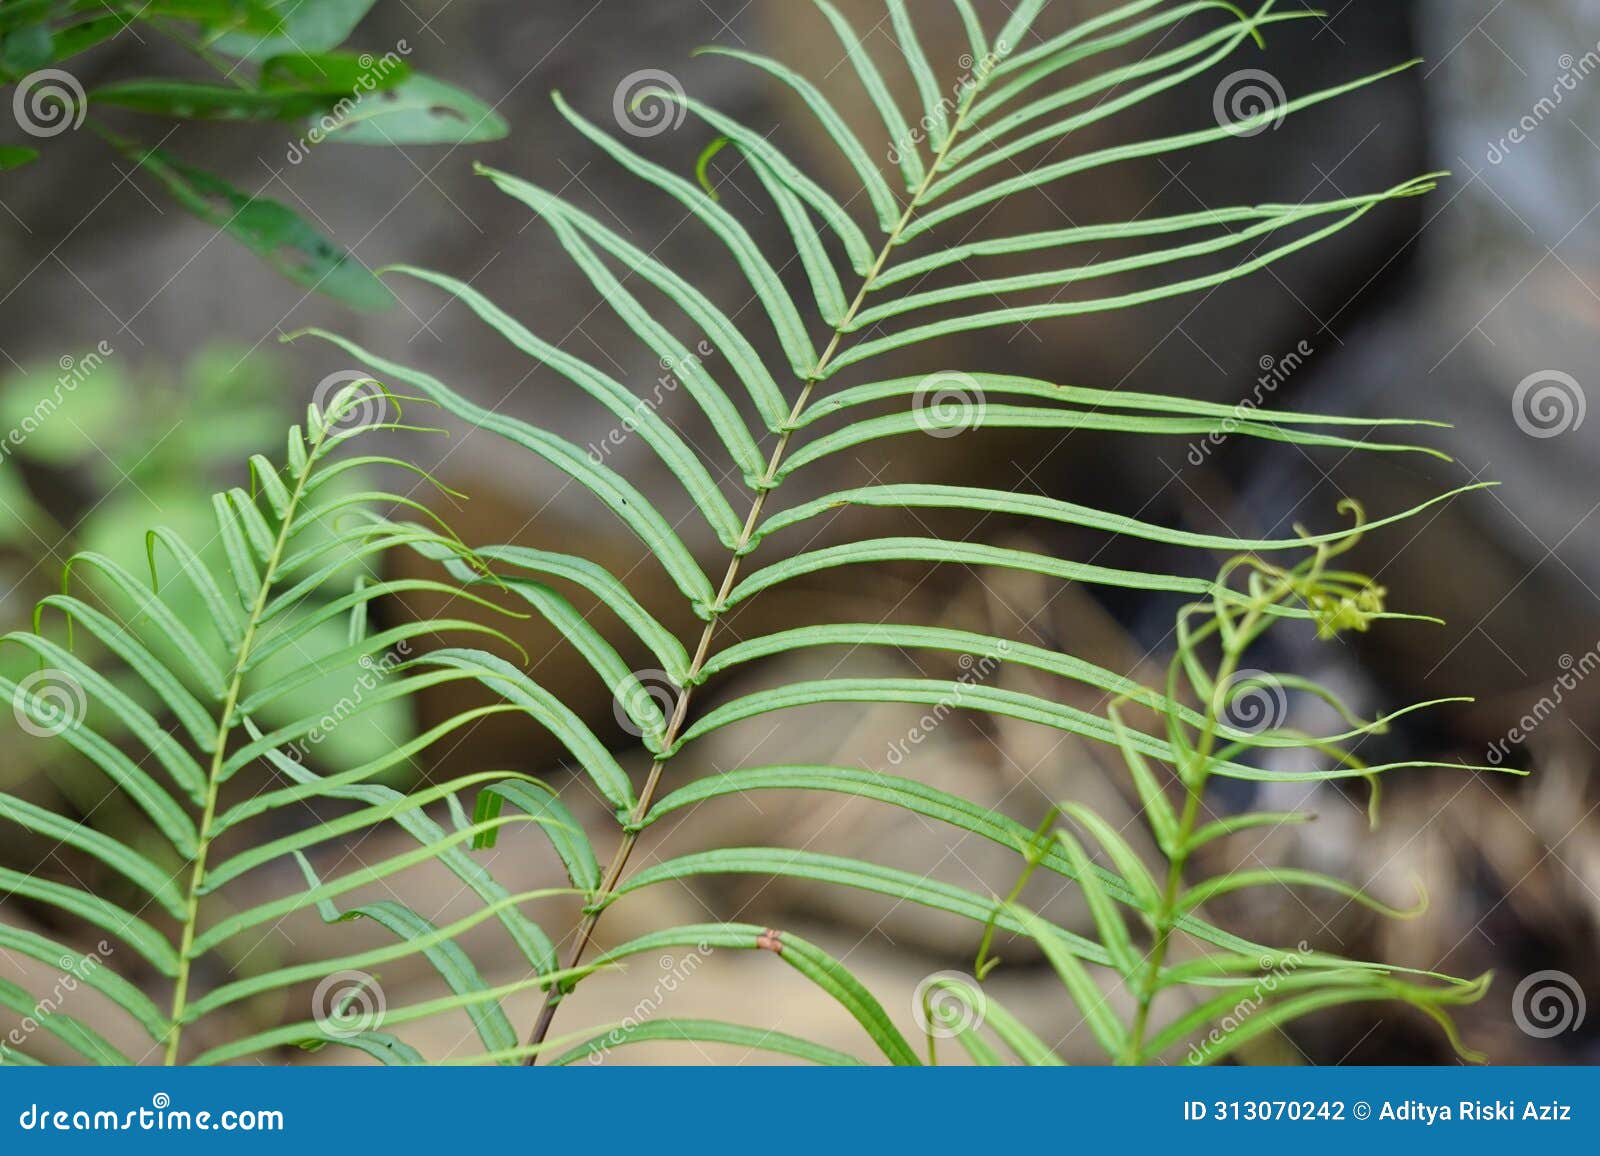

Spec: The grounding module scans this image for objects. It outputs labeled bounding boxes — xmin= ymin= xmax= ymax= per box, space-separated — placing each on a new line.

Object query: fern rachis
xmin=518 ymin=41 xmax=1023 ymax=1055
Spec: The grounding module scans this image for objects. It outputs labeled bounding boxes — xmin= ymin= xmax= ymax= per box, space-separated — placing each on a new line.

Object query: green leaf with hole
xmin=313 ymin=74 xmax=507 ymax=145
xmin=124 ymin=144 xmax=393 ymax=310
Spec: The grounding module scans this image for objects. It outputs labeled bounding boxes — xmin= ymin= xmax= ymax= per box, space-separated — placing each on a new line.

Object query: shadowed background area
xmin=0 ymin=0 xmax=1596 ymax=1065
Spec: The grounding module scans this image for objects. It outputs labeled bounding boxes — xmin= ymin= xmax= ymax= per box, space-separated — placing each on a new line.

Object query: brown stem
xmin=523 ymin=95 xmax=980 ymax=1063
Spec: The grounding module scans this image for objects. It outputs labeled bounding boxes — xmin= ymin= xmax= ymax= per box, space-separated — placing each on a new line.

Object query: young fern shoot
xmin=950 ymin=513 xmax=1500 ymax=1065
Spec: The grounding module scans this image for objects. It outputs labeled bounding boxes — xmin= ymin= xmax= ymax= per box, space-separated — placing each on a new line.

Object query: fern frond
xmin=0 ymin=384 xmax=606 ymax=1065
xmin=235 ymin=0 xmax=1495 ymax=1066
xmin=991 ymin=537 xmax=1501 ymax=1065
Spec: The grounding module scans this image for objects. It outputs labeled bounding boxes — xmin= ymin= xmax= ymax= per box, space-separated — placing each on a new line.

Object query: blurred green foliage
xmin=1 ymin=1 xmax=508 ymax=308
xmin=0 ymin=346 xmax=416 ymax=786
